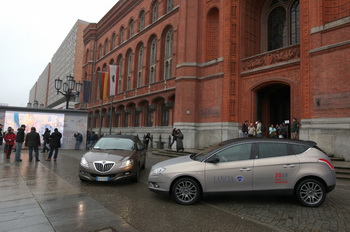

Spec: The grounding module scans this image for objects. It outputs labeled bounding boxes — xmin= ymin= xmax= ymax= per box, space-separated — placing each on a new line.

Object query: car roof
xmin=221 ymin=138 xmax=317 ymax=147
xmin=99 ymin=134 xmax=140 ymax=141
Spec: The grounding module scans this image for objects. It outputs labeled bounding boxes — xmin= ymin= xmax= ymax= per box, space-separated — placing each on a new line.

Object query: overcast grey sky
xmin=0 ymin=0 xmax=119 ymax=107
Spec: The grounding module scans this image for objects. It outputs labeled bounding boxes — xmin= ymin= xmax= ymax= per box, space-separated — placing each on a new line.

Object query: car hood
xmin=83 ymin=150 xmax=134 ymax=162
xmin=152 ymin=155 xmax=195 ymax=169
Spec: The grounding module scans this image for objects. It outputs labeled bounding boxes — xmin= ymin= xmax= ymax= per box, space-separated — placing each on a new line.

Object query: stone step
xmin=336 ymin=173 xmax=350 ymax=180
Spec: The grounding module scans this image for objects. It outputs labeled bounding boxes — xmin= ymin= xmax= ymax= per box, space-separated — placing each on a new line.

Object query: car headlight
xmin=80 ymin=157 xmax=89 ymax=168
xmin=151 ymin=167 xmax=166 ymax=176
xmin=120 ymin=159 xmax=134 ymax=168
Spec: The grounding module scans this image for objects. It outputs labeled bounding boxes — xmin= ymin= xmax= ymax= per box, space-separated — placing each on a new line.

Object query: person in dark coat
xmin=170 ymin=128 xmax=177 ymax=148
xmin=41 ymin=128 xmax=51 ymax=153
xmin=15 ymin=124 xmax=26 ymax=162
xmin=25 ymin=127 xmax=41 ymax=162
xmin=175 ymin=129 xmax=184 ymax=152
xmin=143 ymin=133 xmax=152 ymax=150
xmin=46 ymin=128 xmax=62 ymax=161
xmin=0 ymin=124 xmax=3 ymax=147
xmin=74 ymin=131 xmax=83 ymax=150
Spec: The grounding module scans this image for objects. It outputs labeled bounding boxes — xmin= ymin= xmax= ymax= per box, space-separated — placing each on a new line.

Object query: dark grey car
xmin=79 ymin=135 xmax=146 ymax=182
xmin=149 ymin=138 xmax=336 ymax=207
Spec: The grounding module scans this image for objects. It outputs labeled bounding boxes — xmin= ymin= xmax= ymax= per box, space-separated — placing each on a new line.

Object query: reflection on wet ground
xmin=0 ymin=150 xmax=137 ymax=232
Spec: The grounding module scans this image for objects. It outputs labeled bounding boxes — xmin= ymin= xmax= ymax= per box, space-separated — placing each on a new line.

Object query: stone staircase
xmin=152 ymin=149 xmax=350 ymax=180
xmin=329 ymin=156 xmax=350 ymax=180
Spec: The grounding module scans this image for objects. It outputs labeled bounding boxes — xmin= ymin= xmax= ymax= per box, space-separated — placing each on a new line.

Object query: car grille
xmin=93 ymin=161 xmax=115 ymax=173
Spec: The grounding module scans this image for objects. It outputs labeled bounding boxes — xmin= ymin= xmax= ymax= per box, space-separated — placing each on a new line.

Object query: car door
xmin=253 ymin=142 xmax=300 ymax=191
xmin=204 ymin=143 xmax=254 ymax=192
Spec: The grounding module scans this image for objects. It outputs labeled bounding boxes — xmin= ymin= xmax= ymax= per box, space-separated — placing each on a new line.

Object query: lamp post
xmin=54 ymin=75 xmax=82 ymax=109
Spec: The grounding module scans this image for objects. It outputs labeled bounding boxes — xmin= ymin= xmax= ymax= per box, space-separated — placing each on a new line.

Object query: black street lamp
xmin=55 ymin=75 xmax=83 ymax=109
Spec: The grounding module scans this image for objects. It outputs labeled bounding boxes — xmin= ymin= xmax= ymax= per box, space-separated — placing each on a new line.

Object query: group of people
xmin=170 ymin=128 xmax=184 ymax=152
xmin=241 ymin=118 xmax=300 ymax=139
xmin=0 ymin=123 xmax=62 ymax=162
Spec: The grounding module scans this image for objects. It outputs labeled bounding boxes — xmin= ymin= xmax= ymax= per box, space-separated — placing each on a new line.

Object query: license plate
xmin=96 ymin=176 xmax=110 ymax=181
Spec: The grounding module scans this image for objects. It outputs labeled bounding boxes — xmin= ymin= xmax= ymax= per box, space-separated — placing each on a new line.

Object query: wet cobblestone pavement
xmin=1 ymin=149 xmax=349 ymax=232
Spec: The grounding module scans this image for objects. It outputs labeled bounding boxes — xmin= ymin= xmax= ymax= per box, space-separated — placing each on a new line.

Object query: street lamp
xmin=55 ymin=74 xmax=83 ymax=109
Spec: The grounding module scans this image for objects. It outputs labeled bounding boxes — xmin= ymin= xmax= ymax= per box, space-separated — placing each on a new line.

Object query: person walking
xmin=242 ymin=120 xmax=249 ymax=138
xmin=143 ymin=132 xmax=152 ymax=150
xmin=15 ymin=124 xmax=26 ymax=161
xmin=170 ymin=128 xmax=177 ymax=148
xmin=291 ymin=118 xmax=300 ymax=139
xmin=269 ymin=124 xmax=277 ymax=138
xmin=74 ymin=131 xmax=83 ymax=150
xmin=90 ymin=131 xmax=98 ymax=147
xmin=248 ymin=123 xmax=256 ymax=137
xmin=4 ymin=127 xmax=16 ymax=159
xmin=175 ymin=129 xmax=184 ymax=152
xmin=0 ymin=124 xmax=3 ymax=149
xmin=41 ymin=128 xmax=51 ymax=153
xmin=46 ymin=128 xmax=62 ymax=161
xmin=25 ymin=127 xmax=41 ymax=162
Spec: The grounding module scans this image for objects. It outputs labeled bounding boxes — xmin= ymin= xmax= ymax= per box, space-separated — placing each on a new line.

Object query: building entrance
xmin=256 ymin=84 xmax=290 ymax=128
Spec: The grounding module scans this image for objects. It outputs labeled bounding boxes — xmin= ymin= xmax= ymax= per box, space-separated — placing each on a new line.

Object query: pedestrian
xmin=74 ymin=131 xmax=83 ymax=150
xmin=279 ymin=122 xmax=288 ymax=138
xmin=175 ymin=129 xmax=184 ymax=152
xmin=248 ymin=123 xmax=256 ymax=137
xmin=25 ymin=127 xmax=41 ymax=162
xmin=143 ymin=132 xmax=152 ymax=150
xmin=15 ymin=124 xmax=26 ymax=161
xmin=46 ymin=128 xmax=62 ymax=161
xmin=256 ymin=120 xmax=263 ymax=137
xmin=0 ymin=124 xmax=3 ymax=148
xmin=242 ymin=120 xmax=248 ymax=138
xmin=41 ymin=128 xmax=51 ymax=153
xmin=4 ymin=127 xmax=16 ymax=159
xmin=291 ymin=118 xmax=300 ymax=139
xmin=86 ymin=131 xmax=91 ymax=149
xmin=90 ymin=131 xmax=98 ymax=147
xmin=269 ymin=124 xmax=277 ymax=138
xmin=170 ymin=128 xmax=177 ymax=148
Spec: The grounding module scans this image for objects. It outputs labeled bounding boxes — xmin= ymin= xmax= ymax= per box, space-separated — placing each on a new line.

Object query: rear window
xmin=257 ymin=143 xmax=289 ymax=158
xmin=290 ymin=144 xmax=310 ymax=154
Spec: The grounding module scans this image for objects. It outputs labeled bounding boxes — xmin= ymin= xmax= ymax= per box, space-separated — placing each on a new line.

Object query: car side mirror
xmin=207 ymin=155 xmax=220 ymax=163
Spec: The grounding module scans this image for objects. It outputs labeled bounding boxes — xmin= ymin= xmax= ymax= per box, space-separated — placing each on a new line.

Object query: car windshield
xmin=93 ymin=137 xmax=134 ymax=151
xmin=192 ymin=142 xmax=227 ymax=161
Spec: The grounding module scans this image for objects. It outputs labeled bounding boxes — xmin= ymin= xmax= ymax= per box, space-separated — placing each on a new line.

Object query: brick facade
xmin=80 ymin=0 xmax=350 ymax=158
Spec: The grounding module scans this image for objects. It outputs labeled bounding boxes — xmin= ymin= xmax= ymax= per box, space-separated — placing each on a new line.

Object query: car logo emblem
xmin=236 ymin=175 xmax=244 ymax=183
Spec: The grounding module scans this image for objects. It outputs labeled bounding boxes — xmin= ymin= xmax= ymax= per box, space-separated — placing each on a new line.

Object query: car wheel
xmin=172 ymin=178 xmax=201 ymax=205
xmin=296 ymin=179 xmax=326 ymax=207
xmin=141 ymin=157 xmax=146 ymax=169
xmin=133 ymin=165 xmax=140 ymax=182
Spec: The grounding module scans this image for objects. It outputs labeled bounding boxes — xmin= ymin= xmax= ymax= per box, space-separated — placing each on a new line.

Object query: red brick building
xmin=80 ymin=0 xmax=350 ymax=160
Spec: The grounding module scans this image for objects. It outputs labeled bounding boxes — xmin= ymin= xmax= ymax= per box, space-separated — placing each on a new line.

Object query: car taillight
xmin=318 ymin=159 xmax=335 ymax=170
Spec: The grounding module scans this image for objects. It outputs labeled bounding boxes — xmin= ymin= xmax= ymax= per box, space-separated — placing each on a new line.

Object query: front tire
xmin=172 ymin=178 xmax=201 ymax=205
xmin=296 ymin=179 xmax=326 ymax=207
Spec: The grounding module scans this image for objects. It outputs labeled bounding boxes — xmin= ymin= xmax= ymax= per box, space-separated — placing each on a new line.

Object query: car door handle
xmin=283 ymin=164 xmax=295 ymax=168
xmin=240 ymin=168 xmax=251 ymax=172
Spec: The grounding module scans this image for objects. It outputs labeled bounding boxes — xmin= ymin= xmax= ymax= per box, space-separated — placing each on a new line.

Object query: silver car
xmin=79 ymin=135 xmax=146 ymax=182
xmin=148 ymin=138 xmax=336 ymax=207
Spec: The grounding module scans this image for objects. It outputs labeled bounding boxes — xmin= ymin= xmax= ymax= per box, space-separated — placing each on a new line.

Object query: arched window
xmin=164 ymin=29 xmax=173 ymax=80
xmin=152 ymin=1 xmax=158 ymax=23
xmin=206 ymin=8 xmax=219 ymax=60
xmin=150 ymin=37 xmax=157 ymax=84
xmin=112 ymin=33 xmax=116 ymax=49
xmin=104 ymin=39 xmax=109 ymax=55
xmin=120 ymin=27 xmax=125 ymax=44
xmin=129 ymin=19 xmax=134 ymax=38
xmin=137 ymin=45 xmax=144 ymax=87
xmin=126 ymin=52 xmax=133 ymax=91
xmin=118 ymin=58 xmax=123 ymax=93
xmin=167 ymin=0 xmax=174 ymax=13
xmin=267 ymin=0 xmax=299 ymax=51
xmin=139 ymin=10 xmax=145 ymax=31
xmin=98 ymin=44 xmax=103 ymax=59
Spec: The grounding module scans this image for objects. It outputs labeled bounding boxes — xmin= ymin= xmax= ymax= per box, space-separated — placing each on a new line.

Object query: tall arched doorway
xmin=256 ymin=84 xmax=290 ymax=127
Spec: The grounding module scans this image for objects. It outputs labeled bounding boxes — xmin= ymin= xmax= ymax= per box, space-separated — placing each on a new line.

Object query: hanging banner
xmin=109 ymin=65 xmax=117 ymax=96
xmin=83 ymin=80 xmax=90 ymax=103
